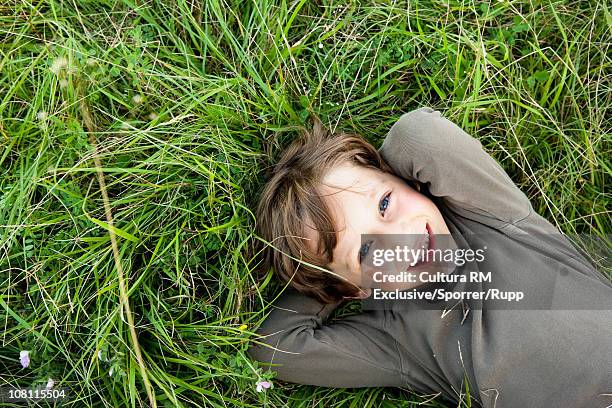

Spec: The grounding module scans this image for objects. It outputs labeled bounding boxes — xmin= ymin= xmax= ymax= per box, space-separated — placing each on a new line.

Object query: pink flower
xmin=20 ymin=350 xmax=30 ymax=368
xmin=255 ymin=380 xmax=272 ymax=392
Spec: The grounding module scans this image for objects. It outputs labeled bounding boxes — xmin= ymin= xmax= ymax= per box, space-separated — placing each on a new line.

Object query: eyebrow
xmin=333 ymin=175 xmax=387 ymax=273
xmin=353 ymin=182 xmax=382 ymax=268
xmin=367 ymin=183 xmax=377 ymax=202
xmin=331 ymin=205 xmax=359 ymax=274
xmin=333 ymin=219 xmax=352 ymax=272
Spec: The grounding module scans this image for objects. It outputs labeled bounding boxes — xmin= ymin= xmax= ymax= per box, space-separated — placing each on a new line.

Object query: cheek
xmin=396 ymin=190 xmax=436 ymax=214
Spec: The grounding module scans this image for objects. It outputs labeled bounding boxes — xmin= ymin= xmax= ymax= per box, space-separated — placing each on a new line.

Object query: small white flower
xmin=36 ymin=111 xmax=48 ymax=120
xmin=318 ymin=43 xmax=323 ymax=49
xmin=132 ymin=94 xmax=143 ymax=104
xmin=20 ymin=350 xmax=30 ymax=368
xmin=45 ymin=378 xmax=54 ymax=389
xmin=255 ymin=380 xmax=272 ymax=392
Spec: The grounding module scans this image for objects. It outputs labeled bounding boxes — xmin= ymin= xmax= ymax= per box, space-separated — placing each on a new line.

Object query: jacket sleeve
xmin=379 ymin=107 xmax=533 ymax=226
xmin=247 ymin=287 xmax=404 ymax=388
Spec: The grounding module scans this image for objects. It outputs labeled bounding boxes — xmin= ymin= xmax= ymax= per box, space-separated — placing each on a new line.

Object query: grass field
xmin=1 ymin=0 xmax=610 ymax=407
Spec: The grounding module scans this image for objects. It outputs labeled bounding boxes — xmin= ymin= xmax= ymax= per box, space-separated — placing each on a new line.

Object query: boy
xmin=248 ymin=107 xmax=612 ymax=407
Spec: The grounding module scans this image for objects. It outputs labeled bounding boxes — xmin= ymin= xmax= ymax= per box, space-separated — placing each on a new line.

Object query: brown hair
xmin=256 ymin=115 xmax=418 ymax=303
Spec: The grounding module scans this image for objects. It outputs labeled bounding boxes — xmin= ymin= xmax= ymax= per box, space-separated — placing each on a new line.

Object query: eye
xmin=359 ymin=240 xmax=373 ymax=264
xmin=379 ymin=192 xmax=391 ymax=216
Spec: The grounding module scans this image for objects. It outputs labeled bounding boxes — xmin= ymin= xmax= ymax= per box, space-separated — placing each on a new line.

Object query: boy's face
xmin=307 ymin=163 xmax=455 ymax=295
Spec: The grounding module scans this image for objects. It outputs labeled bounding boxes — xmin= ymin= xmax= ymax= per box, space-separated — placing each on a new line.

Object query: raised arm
xmin=247 ymin=287 xmax=404 ymax=388
xmin=379 ymin=107 xmax=533 ymax=226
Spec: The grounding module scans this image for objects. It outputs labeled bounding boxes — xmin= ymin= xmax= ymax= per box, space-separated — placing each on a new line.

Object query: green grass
xmin=0 ymin=0 xmax=610 ymax=407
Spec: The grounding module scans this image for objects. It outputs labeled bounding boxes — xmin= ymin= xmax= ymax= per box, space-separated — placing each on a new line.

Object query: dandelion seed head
xmin=50 ymin=57 xmax=68 ymax=75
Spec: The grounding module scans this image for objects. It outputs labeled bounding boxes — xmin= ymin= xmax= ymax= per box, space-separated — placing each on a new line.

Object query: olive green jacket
xmin=248 ymin=107 xmax=612 ymax=407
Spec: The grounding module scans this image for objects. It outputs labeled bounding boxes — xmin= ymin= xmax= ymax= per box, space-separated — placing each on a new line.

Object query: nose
xmin=359 ymin=216 xmax=427 ymax=267
xmin=387 ymin=217 xmax=427 ymax=235
xmin=378 ymin=218 xmax=428 ymax=254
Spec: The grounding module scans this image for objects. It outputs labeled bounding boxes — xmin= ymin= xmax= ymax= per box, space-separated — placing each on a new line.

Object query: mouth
xmin=407 ymin=222 xmax=435 ymax=269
